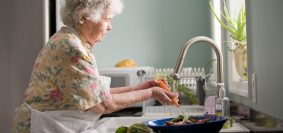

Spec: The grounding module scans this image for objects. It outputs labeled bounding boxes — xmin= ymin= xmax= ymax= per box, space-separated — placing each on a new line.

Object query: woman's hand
xmin=151 ymin=87 xmax=178 ymax=105
xmin=133 ymin=79 xmax=159 ymax=91
xmin=111 ymin=79 xmax=159 ymax=94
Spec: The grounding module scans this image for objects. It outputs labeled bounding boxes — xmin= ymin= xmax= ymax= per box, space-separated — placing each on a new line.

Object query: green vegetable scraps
xmin=115 ymin=123 xmax=153 ymax=133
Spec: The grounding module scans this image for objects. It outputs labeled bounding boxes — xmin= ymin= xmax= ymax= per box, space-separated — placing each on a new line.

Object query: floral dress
xmin=11 ymin=26 xmax=111 ymax=133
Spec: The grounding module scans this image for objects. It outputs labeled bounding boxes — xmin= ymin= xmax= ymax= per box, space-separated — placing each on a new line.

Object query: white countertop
xmin=94 ymin=116 xmax=250 ymax=133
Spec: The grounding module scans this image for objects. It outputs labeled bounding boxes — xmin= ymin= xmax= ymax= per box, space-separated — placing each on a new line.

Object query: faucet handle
xmin=217 ymin=83 xmax=224 ymax=87
xmin=170 ymin=73 xmax=181 ymax=80
xmin=217 ymin=83 xmax=226 ymax=98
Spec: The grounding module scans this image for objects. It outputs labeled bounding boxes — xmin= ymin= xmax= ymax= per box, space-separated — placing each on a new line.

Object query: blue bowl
xmin=144 ymin=116 xmax=227 ymax=133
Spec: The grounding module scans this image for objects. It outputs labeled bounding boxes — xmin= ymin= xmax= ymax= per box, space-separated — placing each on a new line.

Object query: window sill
xmin=229 ymin=80 xmax=249 ymax=97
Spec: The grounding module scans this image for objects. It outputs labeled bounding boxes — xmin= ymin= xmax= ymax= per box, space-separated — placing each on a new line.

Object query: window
xmin=211 ymin=0 xmax=248 ymax=97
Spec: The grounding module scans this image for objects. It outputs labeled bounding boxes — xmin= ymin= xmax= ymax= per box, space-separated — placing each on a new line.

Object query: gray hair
xmin=60 ymin=0 xmax=123 ymax=26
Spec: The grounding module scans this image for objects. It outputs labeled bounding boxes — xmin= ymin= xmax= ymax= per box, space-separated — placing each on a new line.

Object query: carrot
xmin=158 ymin=79 xmax=179 ymax=107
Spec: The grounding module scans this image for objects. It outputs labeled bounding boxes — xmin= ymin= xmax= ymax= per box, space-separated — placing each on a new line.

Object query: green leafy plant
xmin=209 ymin=0 xmax=246 ymax=47
xmin=210 ymin=0 xmax=248 ymax=80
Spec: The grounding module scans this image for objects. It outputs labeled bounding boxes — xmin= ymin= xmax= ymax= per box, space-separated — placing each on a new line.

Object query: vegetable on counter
xmin=115 ymin=123 xmax=153 ymax=133
xmin=115 ymin=126 xmax=128 ymax=133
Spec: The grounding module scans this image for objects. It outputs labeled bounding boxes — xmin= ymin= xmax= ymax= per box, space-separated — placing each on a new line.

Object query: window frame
xmin=211 ymin=0 xmax=249 ymax=97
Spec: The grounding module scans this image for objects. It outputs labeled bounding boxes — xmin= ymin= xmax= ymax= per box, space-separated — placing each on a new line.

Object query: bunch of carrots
xmin=157 ymin=79 xmax=179 ymax=107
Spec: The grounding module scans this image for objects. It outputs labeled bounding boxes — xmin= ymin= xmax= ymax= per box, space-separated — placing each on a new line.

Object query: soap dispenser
xmin=219 ymin=83 xmax=231 ymax=117
xmin=215 ymin=83 xmax=225 ymax=116
xmin=216 ymin=83 xmax=233 ymax=128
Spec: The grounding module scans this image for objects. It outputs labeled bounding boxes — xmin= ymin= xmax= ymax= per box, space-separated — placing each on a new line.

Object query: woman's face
xmin=79 ymin=10 xmax=113 ymax=45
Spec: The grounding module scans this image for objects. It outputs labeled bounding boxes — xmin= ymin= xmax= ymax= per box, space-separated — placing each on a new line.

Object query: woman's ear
xmin=79 ymin=15 xmax=87 ymax=24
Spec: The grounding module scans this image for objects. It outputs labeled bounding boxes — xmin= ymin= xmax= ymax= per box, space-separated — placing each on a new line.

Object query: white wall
xmin=0 ymin=0 xmax=44 ymax=132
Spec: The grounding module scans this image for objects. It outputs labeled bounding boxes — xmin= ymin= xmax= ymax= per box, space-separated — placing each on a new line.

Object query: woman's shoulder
xmin=51 ymin=27 xmax=79 ymax=43
xmin=47 ymin=27 xmax=83 ymax=50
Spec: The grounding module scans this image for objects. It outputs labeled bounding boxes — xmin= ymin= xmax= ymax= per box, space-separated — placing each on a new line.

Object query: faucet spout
xmin=172 ymin=36 xmax=223 ymax=84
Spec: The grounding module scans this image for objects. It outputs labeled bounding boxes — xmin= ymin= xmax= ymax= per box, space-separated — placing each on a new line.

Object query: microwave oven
xmin=98 ymin=66 xmax=155 ymax=107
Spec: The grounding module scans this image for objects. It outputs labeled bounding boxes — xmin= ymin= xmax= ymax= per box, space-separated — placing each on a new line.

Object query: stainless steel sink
xmin=142 ymin=105 xmax=204 ymax=117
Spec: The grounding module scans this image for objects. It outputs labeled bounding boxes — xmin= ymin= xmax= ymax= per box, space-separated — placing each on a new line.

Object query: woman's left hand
xmin=133 ymin=79 xmax=159 ymax=91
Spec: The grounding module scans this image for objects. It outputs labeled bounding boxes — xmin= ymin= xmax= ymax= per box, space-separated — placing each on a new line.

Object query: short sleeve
xmin=57 ymin=39 xmax=111 ymax=112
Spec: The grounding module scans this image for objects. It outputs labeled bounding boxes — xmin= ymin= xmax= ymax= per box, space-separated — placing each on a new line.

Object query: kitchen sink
xmin=142 ymin=105 xmax=204 ymax=117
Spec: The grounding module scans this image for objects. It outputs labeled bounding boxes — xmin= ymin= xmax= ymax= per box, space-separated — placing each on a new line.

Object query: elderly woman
xmin=11 ymin=0 xmax=177 ymax=132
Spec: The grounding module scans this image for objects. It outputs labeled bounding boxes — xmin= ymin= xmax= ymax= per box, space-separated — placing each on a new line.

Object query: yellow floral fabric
xmin=11 ymin=26 xmax=111 ymax=133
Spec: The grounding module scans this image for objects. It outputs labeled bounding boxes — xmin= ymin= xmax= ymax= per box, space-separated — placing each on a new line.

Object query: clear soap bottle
xmin=215 ymin=97 xmax=223 ymax=116
xmin=222 ymin=96 xmax=233 ymax=128
xmin=217 ymin=83 xmax=233 ymax=128
xmin=215 ymin=83 xmax=225 ymax=116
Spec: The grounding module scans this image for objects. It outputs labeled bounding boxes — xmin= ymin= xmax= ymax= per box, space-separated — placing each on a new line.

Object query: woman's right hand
xmin=151 ymin=87 xmax=178 ymax=105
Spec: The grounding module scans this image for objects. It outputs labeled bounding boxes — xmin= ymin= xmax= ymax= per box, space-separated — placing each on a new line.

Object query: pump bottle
xmin=215 ymin=83 xmax=225 ymax=116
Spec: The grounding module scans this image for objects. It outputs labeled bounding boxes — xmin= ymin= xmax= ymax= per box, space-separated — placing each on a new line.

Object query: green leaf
xmin=209 ymin=0 xmax=247 ymax=44
xmin=209 ymin=2 xmax=234 ymax=34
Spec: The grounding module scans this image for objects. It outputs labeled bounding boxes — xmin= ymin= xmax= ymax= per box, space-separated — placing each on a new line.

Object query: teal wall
xmin=93 ymin=0 xmax=212 ymax=68
xmin=228 ymin=0 xmax=283 ymax=120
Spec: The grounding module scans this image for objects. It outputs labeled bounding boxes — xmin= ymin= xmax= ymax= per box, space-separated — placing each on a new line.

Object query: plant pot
xmin=233 ymin=43 xmax=248 ymax=81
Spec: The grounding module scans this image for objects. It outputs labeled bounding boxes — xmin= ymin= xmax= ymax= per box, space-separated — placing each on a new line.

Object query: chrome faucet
xmin=171 ymin=36 xmax=223 ymax=84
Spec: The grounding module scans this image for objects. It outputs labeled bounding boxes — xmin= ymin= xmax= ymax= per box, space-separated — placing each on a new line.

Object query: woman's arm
xmin=110 ymin=80 xmax=159 ymax=94
xmin=90 ymin=87 xmax=176 ymax=114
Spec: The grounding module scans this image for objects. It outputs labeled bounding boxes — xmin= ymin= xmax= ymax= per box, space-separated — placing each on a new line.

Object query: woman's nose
xmin=107 ymin=23 xmax=112 ymax=31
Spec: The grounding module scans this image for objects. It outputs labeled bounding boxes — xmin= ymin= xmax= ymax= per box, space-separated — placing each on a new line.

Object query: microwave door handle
xmin=137 ymin=70 xmax=146 ymax=83
xmin=137 ymin=69 xmax=147 ymax=115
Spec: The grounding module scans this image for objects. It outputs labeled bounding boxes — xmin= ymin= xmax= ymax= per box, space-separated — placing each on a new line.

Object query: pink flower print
xmin=84 ymin=66 xmax=96 ymax=75
xmin=34 ymin=62 xmax=39 ymax=68
xmin=71 ymin=55 xmax=79 ymax=64
xmin=49 ymin=87 xmax=64 ymax=102
xmin=91 ymin=82 xmax=97 ymax=91
xmin=101 ymin=90 xmax=112 ymax=101
xmin=52 ymin=34 xmax=60 ymax=42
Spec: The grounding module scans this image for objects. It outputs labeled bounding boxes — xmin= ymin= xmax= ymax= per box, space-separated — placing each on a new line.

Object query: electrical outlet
xmin=252 ymin=73 xmax=257 ymax=103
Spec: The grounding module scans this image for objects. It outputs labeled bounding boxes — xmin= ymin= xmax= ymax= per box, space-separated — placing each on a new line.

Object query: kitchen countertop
xmin=239 ymin=121 xmax=283 ymax=133
xmin=95 ymin=116 xmax=250 ymax=133
xmin=100 ymin=103 xmax=283 ymax=133
xmin=98 ymin=106 xmax=250 ymax=133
